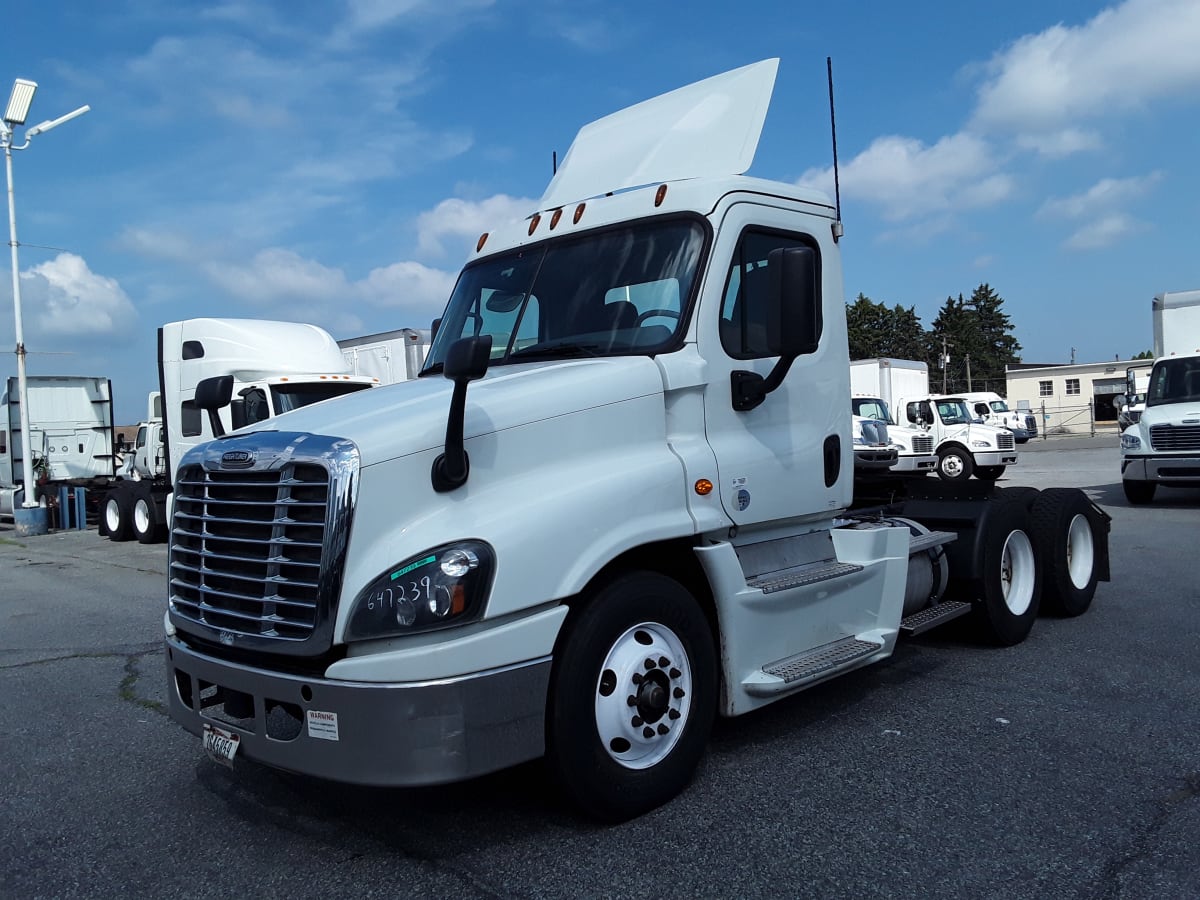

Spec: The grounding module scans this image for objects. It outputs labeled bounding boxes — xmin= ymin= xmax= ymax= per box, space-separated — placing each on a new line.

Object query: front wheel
xmin=937 ymin=446 xmax=974 ymax=482
xmin=104 ymin=489 xmax=132 ymax=542
xmin=970 ymin=500 xmax=1041 ymax=645
xmin=547 ymin=571 xmax=717 ymax=822
xmin=1123 ymin=479 xmax=1156 ymax=505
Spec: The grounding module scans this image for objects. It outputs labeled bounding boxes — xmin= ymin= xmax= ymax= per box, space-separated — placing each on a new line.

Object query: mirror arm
xmin=731 ymin=355 xmax=796 ymax=412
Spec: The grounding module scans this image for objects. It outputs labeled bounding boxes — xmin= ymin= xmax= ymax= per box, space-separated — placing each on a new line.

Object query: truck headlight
xmin=1121 ymin=433 xmax=1142 ymax=451
xmin=971 ymin=440 xmax=993 ymax=449
xmin=345 ymin=541 xmax=494 ymax=641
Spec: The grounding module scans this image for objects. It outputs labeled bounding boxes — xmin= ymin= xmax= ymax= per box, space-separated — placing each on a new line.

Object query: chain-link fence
xmin=1027 ymin=401 xmax=1101 ymax=437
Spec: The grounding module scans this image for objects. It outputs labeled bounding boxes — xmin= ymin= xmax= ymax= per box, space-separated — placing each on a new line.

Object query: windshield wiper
xmin=509 ymin=341 xmax=606 ymax=360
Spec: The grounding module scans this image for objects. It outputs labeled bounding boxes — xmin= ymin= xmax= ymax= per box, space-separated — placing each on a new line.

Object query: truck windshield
xmin=1146 ymin=358 xmax=1200 ymax=406
xmin=936 ymin=399 xmax=972 ymax=425
xmin=423 ymin=218 xmax=706 ymax=370
xmin=989 ymin=400 xmax=1010 ymax=413
xmin=269 ymin=382 xmax=374 ymax=415
xmin=852 ymin=398 xmax=895 ymax=425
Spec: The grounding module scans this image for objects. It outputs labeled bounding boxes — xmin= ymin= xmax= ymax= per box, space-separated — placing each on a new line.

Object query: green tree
xmin=929 ymin=284 xmax=1022 ymax=393
xmin=1132 ymin=349 xmax=1155 ymax=359
xmin=845 ymin=293 xmax=928 ymax=362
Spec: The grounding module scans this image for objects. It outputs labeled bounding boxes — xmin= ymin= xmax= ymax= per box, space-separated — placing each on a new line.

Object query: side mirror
xmin=432 ymin=335 xmax=492 ymax=492
xmin=194 ymin=375 xmax=234 ymax=438
xmin=732 ymin=246 xmax=821 ymax=411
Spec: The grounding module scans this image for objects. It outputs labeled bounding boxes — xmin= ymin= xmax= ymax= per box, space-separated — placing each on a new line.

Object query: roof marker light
xmin=550 ymin=208 xmax=562 ymax=230
xmin=476 ymin=232 xmax=488 ymax=252
xmin=655 ymin=184 xmax=668 ymax=207
xmin=573 ymin=203 xmax=586 ymax=224
xmin=528 ymin=214 xmax=541 ymax=236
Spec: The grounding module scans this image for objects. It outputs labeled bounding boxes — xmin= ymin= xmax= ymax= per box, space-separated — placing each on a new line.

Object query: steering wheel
xmin=634 ymin=308 xmax=681 ymax=326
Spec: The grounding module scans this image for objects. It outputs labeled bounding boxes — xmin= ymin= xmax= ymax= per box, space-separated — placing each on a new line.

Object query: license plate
xmin=202 ymin=723 xmax=241 ymax=768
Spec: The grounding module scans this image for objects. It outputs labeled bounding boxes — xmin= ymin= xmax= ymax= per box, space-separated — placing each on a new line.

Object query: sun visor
xmin=539 ymin=58 xmax=779 ymax=210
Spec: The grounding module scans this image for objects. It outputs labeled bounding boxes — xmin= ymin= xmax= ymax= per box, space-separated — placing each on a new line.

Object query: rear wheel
xmin=937 ymin=446 xmax=974 ymax=482
xmin=970 ymin=500 xmax=1041 ymax=645
xmin=132 ymin=486 xmax=164 ymax=544
xmin=1122 ymin=479 xmax=1155 ymax=505
xmin=547 ymin=571 xmax=717 ymax=822
xmin=1031 ymin=488 xmax=1101 ymax=617
xmin=104 ymin=489 xmax=132 ymax=542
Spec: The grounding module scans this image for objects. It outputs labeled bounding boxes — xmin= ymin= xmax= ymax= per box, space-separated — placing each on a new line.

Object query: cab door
xmin=697 ymin=202 xmax=852 ymax=528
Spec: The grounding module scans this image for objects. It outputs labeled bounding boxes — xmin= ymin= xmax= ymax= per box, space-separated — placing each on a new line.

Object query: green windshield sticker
xmin=391 ymin=555 xmax=437 ymax=580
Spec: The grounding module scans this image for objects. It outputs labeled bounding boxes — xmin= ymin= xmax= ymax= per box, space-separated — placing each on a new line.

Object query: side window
xmin=180 ymin=401 xmax=202 ymax=438
xmin=135 ymin=426 xmax=147 ymax=450
xmin=719 ymin=230 xmax=816 ymax=359
xmin=974 ymin=402 xmax=989 ymax=416
xmin=0 ymin=428 xmax=6 ymax=454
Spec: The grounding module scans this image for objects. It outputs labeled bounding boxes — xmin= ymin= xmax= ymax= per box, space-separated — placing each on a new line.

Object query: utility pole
xmin=940 ymin=334 xmax=950 ymax=393
xmin=966 ymin=354 xmax=972 ymax=392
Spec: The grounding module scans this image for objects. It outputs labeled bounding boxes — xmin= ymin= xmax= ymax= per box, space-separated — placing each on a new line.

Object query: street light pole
xmin=3 ymin=124 xmax=38 ymax=509
xmin=2 ymin=79 xmax=89 ymax=530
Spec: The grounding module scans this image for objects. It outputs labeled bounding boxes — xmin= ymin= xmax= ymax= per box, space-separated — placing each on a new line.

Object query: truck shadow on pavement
xmin=1087 ymin=481 xmax=1200 ymax=508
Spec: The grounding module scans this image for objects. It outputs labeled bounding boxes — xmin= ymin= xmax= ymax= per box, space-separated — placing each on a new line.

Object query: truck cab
xmin=897 ymin=395 xmax=1018 ymax=481
xmin=957 ymin=391 xmax=1034 ymax=443
xmin=851 ymin=395 xmax=937 ymax=475
xmin=1120 ymin=354 xmax=1200 ymax=503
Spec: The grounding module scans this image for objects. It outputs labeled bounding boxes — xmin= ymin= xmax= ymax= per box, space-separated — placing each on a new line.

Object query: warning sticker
xmin=306 ymin=709 xmax=340 ymax=742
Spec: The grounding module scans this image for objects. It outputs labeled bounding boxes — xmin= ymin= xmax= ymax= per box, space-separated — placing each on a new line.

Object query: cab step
xmin=745 ymin=636 xmax=884 ymax=696
xmin=748 ymin=560 xmax=863 ymax=594
xmin=899 ymin=600 xmax=972 ymax=636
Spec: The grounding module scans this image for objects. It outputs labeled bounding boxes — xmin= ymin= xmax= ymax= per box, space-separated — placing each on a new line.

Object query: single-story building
xmin=1005 ymin=360 xmax=1136 ymax=435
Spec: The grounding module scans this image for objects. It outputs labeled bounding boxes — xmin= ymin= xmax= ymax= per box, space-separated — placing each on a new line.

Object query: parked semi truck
xmin=1120 ymin=289 xmax=1200 ymax=503
xmin=850 ymin=358 xmax=1018 ymax=481
xmin=99 ymin=318 xmax=377 ymax=542
xmin=164 ymin=60 xmax=1110 ymax=822
xmin=0 ymin=375 xmax=116 ymax=520
xmin=338 ymin=328 xmax=431 ymax=385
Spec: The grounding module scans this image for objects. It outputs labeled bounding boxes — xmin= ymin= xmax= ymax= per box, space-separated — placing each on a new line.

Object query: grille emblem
xmin=219 ymin=631 xmax=236 ymax=646
xmin=221 ymin=449 xmax=256 ymax=468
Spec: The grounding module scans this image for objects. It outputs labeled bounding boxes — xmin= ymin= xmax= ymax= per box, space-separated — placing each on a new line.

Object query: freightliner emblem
xmin=220 ymin=449 xmax=256 ymax=468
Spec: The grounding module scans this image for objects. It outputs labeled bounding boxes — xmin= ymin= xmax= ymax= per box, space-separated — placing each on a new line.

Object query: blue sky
xmin=3 ymin=0 xmax=1198 ymax=423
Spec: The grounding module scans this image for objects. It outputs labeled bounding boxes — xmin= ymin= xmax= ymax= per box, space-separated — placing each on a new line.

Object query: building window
xmin=1039 ymin=380 xmax=1052 ymax=397
xmin=1066 ymin=378 xmax=1081 ymax=396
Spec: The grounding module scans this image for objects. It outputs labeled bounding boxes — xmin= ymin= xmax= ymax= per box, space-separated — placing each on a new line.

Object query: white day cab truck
xmin=0 ymin=375 xmax=116 ymax=522
xmin=959 ymin=392 xmax=1036 ymax=443
xmin=850 ymin=395 xmax=937 ymax=477
xmin=1120 ymin=289 xmax=1200 ymax=504
xmin=99 ymin=318 xmax=376 ymax=543
xmin=850 ymin=358 xmax=1018 ymax=482
xmin=163 ymin=60 xmax=1111 ymax=822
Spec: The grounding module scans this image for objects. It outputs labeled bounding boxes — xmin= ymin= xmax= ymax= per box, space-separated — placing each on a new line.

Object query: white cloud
xmin=1014 ymin=128 xmax=1103 ymax=158
xmin=972 ymin=0 xmax=1200 ymax=139
xmin=19 ymin=254 xmax=138 ymax=338
xmin=1063 ymin=213 xmax=1143 ymax=250
xmin=798 ymin=132 xmax=1013 ymax=222
xmin=416 ymin=194 xmax=536 ymax=256
xmin=1038 ymin=172 xmax=1162 ymax=218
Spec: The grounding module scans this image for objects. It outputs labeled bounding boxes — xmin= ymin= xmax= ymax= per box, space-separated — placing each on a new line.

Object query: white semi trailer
xmin=338 ymin=328 xmax=431 ymax=385
xmin=163 ymin=60 xmax=1110 ymax=822
xmin=99 ymin=318 xmax=376 ymax=542
xmin=0 ymin=375 xmax=116 ymax=520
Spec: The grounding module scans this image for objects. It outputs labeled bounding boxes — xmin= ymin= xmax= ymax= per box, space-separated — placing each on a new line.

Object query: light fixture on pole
xmin=2 ymin=78 xmax=90 ymax=534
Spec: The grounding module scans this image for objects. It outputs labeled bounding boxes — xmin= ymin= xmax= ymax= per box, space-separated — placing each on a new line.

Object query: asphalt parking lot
xmin=2 ymin=434 xmax=1198 ymax=899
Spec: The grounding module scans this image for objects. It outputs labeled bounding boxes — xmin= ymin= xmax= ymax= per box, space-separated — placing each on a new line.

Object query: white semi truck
xmin=163 ymin=60 xmax=1110 ymax=822
xmin=1120 ymin=289 xmax=1200 ymax=503
xmin=850 ymin=358 xmax=1018 ymax=481
xmin=850 ymin=395 xmax=937 ymax=476
xmin=0 ymin=375 xmax=116 ymax=520
xmin=99 ymin=318 xmax=376 ymax=542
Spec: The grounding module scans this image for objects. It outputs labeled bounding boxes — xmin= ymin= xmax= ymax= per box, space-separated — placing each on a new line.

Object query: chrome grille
xmin=997 ymin=432 xmax=1015 ymax=451
xmin=1150 ymin=424 xmax=1200 ymax=452
xmin=912 ymin=434 xmax=934 ymax=454
xmin=168 ymin=432 xmax=358 ymax=656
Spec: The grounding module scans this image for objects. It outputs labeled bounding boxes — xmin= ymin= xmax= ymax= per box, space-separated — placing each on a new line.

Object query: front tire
xmin=1031 ymin=489 xmax=1102 ymax=617
xmin=937 ymin=446 xmax=974 ymax=482
xmin=970 ymin=500 xmax=1041 ymax=645
xmin=1122 ymin=479 xmax=1155 ymax=505
xmin=547 ymin=571 xmax=717 ymax=822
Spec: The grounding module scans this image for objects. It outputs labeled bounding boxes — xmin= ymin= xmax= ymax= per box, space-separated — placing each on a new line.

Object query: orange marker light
xmin=528 ymin=214 xmax=541 ymax=236
xmin=694 ymin=479 xmax=713 ymax=495
xmin=550 ymin=208 xmax=563 ymax=230
xmin=573 ymin=203 xmax=586 ymax=224
xmin=476 ymin=232 xmax=489 ymax=252
xmin=655 ymin=184 xmax=668 ymax=207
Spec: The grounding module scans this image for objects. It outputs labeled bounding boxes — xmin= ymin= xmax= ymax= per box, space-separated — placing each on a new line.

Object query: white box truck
xmin=163 ymin=60 xmax=1109 ymax=821
xmin=1120 ymin=290 xmax=1200 ymax=503
xmin=338 ymin=328 xmax=430 ymax=385
xmin=0 ymin=375 xmax=115 ymax=519
xmin=850 ymin=359 xmax=1018 ymax=481
xmin=98 ymin=318 xmax=377 ymax=542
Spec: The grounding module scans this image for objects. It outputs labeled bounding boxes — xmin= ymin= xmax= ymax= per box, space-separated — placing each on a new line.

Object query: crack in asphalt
xmin=0 ymin=645 xmax=168 ymax=715
xmin=1090 ymin=772 xmax=1200 ymax=899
